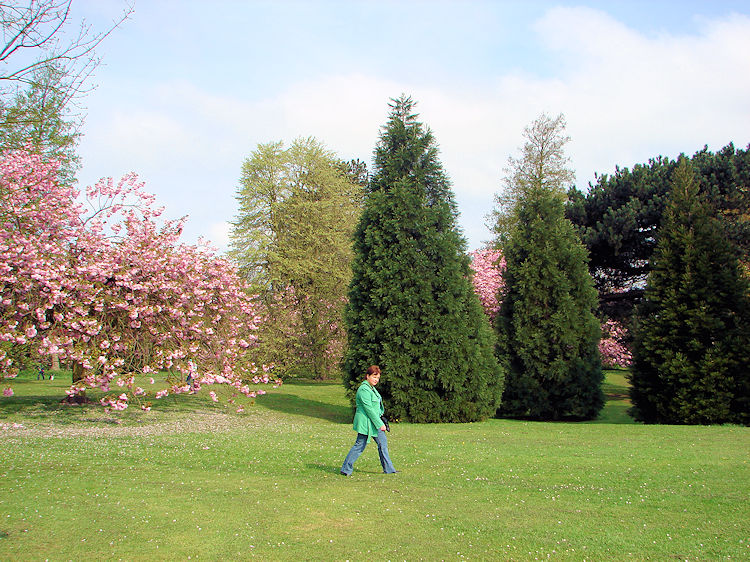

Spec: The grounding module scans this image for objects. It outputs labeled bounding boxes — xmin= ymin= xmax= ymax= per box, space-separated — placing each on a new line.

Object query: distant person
xmin=340 ymin=365 xmax=397 ymax=476
xmin=37 ymin=365 xmax=45 ymax=380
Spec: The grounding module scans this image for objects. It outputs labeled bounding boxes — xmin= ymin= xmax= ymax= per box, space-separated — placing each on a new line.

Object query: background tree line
xmin=562 ymin=143 xmax=749 ymax=424
xmin=231 ymin=98 xmax=748 ymax=425
xmin=566 ymin=144 xmax=750 ymax=323
xmin=2 ymin=2 xmax=746 ymax=424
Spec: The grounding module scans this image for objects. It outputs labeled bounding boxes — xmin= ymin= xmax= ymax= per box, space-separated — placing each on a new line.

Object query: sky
xmin=72 ymin=0 xmax=750 ymax=252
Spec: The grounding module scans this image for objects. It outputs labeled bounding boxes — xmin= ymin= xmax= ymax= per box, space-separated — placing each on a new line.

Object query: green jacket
xmin=352 ymin=380 xmax=384 ymax=439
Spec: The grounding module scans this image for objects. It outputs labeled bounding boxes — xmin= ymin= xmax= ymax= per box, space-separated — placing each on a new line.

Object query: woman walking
xmin=340 ymin=365 xmax=397 ymax=476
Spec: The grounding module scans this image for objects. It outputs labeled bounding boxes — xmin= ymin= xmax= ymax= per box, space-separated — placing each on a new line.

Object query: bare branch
xmin=0 ymin=0 xmax=133 ymax=96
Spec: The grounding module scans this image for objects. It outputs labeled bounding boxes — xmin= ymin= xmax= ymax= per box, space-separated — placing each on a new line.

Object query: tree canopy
xmin=495 ymin=114 xmax=603 ymax=420
xmin=629 ymin=159 xmax=750 ymax=425
xmin=343 ymin=95 xmax=503 ymax=423
xmin=567 ymin=143 xmax=750 ymax=321
xmin=0 ymin=1 xmax=131 ymax=179
xmin=1 ymin=148 xmax=276 ymax=407
xmin=230 ymin=137 xmax=363 ymax=379
xmin=489 ymin=113 xmax=575 ymax=248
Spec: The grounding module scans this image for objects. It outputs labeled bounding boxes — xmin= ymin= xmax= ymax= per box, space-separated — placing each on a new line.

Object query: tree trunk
xmin=72 ymin=360 xmax=85 ymax=383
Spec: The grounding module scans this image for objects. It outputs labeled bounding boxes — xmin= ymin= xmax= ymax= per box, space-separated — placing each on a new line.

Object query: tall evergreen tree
xmin=343 ymin=95 xmax=503 ymax=423
xmin=629 ymin=159 xmax=750 ymax=425
xmin=496 ymin=114 xmax=604 ymax=420
xmin=566 ymin=142 xmax=750 ymax=323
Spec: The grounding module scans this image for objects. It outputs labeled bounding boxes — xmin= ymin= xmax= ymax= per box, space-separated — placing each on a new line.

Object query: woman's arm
xmin=358 ymin=386 xmax=385 ymax=430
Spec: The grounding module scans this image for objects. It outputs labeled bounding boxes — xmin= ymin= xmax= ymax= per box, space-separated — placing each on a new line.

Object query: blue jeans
xmin=341 ymin=431 xmax=396 ymax=475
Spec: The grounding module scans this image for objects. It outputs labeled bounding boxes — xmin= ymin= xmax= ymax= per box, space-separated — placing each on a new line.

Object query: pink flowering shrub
xmin=469 ymin=248 xmax=506 ymax=321
xmin=0 ymin=149 xmax=279 ymax=409
xmin=598 ymin=319 xmax=632 ymax=368
xmin=469 ymin=246 xmax=632 ymax=369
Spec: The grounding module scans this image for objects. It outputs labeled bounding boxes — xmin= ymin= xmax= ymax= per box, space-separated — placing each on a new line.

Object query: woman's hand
xmin=379 ymin=425 xmax=387 ymax=432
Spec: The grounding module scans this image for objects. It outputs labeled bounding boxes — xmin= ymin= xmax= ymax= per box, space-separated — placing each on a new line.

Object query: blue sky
xmin=74 ymin=1 xmax=750 ymax=251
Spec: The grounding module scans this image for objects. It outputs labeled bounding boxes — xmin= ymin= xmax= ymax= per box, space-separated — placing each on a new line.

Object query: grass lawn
xmin=1 ymin=369 xmax=748 ymax=560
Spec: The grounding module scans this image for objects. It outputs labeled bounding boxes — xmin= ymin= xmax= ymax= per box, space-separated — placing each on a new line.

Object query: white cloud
xmin=207 ymin=221 xmax=232 ymax=251
xmin=76 ymin=7 xmax=750 ymax=253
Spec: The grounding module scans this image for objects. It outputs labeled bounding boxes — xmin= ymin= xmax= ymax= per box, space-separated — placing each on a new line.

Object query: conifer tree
xmin=630 ymin=159 xmax=750 ymax=425
xmin=343 ymin=95 xmax=503 ymax=422
xmin=495 ymin=114 xmax=604 ymax=420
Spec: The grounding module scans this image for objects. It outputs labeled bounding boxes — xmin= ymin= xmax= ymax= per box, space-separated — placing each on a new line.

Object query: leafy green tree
xmin=629 ymin=159 xmax=750 ymax=425
xmin=566 ymin=143 xmax=750 ymax=322
xmin=496 ymin=113 xmax=603 ymax=420
xmin=231 ymin=137 xmax=362 ymax=379
xmin=343 ymin=95 xmax=502 ymax=422
xmin=0 ymin=63 xmax=80 ymax=183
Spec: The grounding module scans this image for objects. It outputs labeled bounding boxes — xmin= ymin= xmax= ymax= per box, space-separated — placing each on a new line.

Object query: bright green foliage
xmin=343 ymin=95 xmax=503 ymax=422
xmin=231 ymin=138 xmax=362 ymax=379
xmin=630 ymin=159 xmax=750 ymax=425
xmin=0 ymin=64 xmax=80 ymax=184
xmin=496 ymin=114 xmax=603 ymax=420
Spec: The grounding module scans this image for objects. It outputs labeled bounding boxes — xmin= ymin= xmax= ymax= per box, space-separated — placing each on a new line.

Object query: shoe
xmin=340 ymin=471 xmax=350 ymax=476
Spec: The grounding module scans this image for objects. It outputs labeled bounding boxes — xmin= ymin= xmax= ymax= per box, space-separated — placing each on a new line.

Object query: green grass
xmin=1 ymin=370 xmax=748 ymax=560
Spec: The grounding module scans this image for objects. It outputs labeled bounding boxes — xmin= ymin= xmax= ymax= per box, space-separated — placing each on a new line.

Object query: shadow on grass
xmin=590 ymin=393 xmax=636 ymax=425
xmin=256 ymin=392 xmax=351 ymax=424
xmin=306 ymin=462 xmax=341 ymax=475
xmin=602 ymin=385 xmax=630 ymax=401
xmin=1 ymin=393 xmax=79 ymax=413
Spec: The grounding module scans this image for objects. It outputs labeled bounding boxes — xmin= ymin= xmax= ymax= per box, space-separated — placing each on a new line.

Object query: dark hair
xmin=366 ymin=365 xmax=381 ymax=377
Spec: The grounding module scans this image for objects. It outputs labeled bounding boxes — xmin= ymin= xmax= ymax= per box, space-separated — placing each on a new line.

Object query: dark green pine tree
xmin=496 ymin=187 xmax=604 ymax=420
xmin=343 ymin=95 xmax=503 ymax=423
xmin=495 ymin=113 xmax=604 ymax=421
xmin=629 ymin=158 xmax=750 ymax=425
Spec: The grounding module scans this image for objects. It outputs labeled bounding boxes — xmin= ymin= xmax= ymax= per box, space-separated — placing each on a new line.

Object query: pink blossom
xmin=0 ymin=148 xmax=279 ymax=407
xmin=599 ymin=320 xmax=633 ymax=368
xmin=469 ymin=248 xmax=505 ymax=321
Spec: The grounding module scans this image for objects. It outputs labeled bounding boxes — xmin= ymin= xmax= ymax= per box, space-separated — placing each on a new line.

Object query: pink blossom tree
xmin=598 ymin=319 xmax=633 ymax=368
xmin=469 ymin=248 xmax=506 ymax=322
xmin=469 ymin=247 xmax=632 ymax=368
xmin=1 ymin=149 xmax=279 ymax=408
